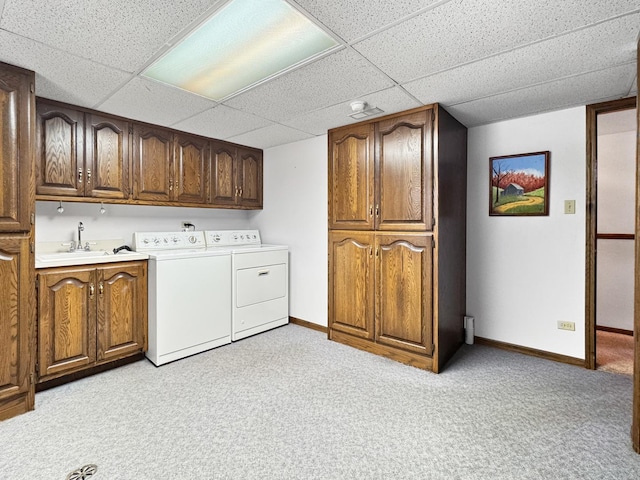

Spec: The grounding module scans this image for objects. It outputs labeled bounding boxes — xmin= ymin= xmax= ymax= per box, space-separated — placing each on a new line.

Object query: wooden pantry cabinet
xmin=36 ymin=261 xmax=147 ymax=381
xmin=0 ymin=62 xmax=36 ymax=421
xmin=35 ymin=98 xmax=263 ymax=210
xmin=328 ymin=104 xmax=467 ymax=372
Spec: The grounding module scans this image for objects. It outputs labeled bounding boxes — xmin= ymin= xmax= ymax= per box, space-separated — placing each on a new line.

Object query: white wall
xmin=36 ymin=201 xmax=253 ymax=245
xmin=466 ymin=107 xmax=587 ymax=359
xmin=252 ymin=135 xmax=328 ymax=327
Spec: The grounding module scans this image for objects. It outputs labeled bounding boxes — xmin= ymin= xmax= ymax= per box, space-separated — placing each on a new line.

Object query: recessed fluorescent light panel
xmin=142 ymin=0 xmax=339 ymax=101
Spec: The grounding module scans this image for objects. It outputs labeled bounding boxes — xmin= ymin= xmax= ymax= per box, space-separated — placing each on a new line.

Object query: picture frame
xmin=489 ymin=151 xmax=550 ymax=216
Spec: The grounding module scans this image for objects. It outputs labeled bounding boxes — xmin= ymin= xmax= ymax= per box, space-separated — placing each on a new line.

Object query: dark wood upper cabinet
xmin=36 ymin=103 xmax=84 ymax=197
xmin=237 ymin=147 xmax=263 ymax=208
xmin=210 ymin=141 xmax=237 ymax=206
xmin=173 ymin=133 xmax=209 ymax=204
xmin=376 ymin=110 xmax=433 ymax=231
xmin=0 ymin=64 xmax=34 ymax=232
xmin=132 ymin=124 xmax=173 ymax=202
xmin=85 ymin=114 xmax=130 ymax=199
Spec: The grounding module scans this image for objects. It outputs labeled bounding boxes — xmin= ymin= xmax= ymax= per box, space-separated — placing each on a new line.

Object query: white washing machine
xmin=205 ymin=230 xmax=289 ymax=341
xmin=133 ymin=231 xmax=231 ymax=365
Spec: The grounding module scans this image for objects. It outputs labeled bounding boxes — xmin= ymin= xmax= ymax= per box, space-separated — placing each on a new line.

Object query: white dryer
xmin=133 ymin=231 xmax=231 ymax=365
xmin=205 ymin=230 xmax=289 ymax=341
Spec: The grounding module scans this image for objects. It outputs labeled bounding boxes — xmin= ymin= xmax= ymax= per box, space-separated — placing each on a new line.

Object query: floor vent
xmin=66 ymin=464 xmax=98 ymax=480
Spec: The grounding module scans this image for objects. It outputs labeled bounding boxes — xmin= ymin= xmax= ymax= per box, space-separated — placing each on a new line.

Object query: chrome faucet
xmin=76 ymin=222 xmax=85 ymax=250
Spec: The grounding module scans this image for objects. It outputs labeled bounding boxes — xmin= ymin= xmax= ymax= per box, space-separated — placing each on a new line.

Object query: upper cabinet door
xmin=210 ymin=141 xmax=237 ymax=206
xmin=376 ymin=110 xmax=433 ymax=231
xmin=0 ymin=64 xmax=33 ymax=232
xmin=132 ymin=124 xmax=173 ymax=202
xmin=173 ymin=133 xmax=209 ymax=204
xmin=35 ymin=102 xmax=84 ymax=198
xmin=328 ymin=123 xmax=375 ymax=230
xmin=85 ymin=114 xmax=130 ymax=199
xmin=237 ymin=147 xmax=263 ymax=208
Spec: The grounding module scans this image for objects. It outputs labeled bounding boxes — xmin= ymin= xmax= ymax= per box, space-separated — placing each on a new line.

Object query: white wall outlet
xmin=564 ymin=200 xmax=576 ymax=214
xmin=557 ymin=321 xmax=575 ymax=331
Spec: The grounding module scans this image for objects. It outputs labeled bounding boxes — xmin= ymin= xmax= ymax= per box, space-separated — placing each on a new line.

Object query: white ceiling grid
xmin=0 ymin=0 xmax=637 ymax=149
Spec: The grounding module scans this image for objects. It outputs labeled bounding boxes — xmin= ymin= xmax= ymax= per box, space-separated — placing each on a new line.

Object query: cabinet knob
xmin=78 ymin=167 xmax=83 ymax=184
xmin=86 ymin=169 xmax=91 ymax=185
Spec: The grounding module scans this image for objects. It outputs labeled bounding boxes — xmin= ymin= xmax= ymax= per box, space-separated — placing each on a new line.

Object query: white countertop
xmin=35 ymin=239 xmax=149 ymax=268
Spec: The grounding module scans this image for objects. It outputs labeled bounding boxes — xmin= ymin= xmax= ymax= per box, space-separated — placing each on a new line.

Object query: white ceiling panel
xmin=224 ymin=48 xmax=394 ymax=122
xmin=227 ymin=124 xmax=315 ymax=150
xmin=0 ymin=0 xmax=221 ymax=72
xmin=402 ymin=14 xmax=639 ymax=106
xmin=446 ymin=64 xmax=637 ymax=127
xmin=354 ymin=0 xmax=640 ymax=83
xmin=282 ymin=86 xmax=421 ymax=135
xmin=292 ymin=0 xmax=444 ymax=42
xmin=171 ymin=105 xmax=274 ymax=140
xmin=97 ymin=77 xmax=216 ymax=127
xmin=0 ymin=30 xmax=130 ymax=107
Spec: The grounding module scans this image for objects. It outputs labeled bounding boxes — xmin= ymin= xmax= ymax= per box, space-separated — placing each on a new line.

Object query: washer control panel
xmin=205 ymin=230 xmax=261 ymax=247
xmin=133 ymin=231 xmax=206 ymax=251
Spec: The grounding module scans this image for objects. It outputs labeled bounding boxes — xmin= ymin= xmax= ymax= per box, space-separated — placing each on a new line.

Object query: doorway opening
xmin=585 ymin=97 xmax=637 ymax=374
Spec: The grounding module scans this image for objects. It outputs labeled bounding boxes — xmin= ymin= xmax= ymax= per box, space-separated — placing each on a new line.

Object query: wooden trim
xmin=289 ymin=317 xmax=327 ymax=334
xmin=597 ymin=233 xmax=635 ymax=240
xmin=36 ymin=353 xmax=145 ymax=391
xmin=596 ymin=325 xmax=634 ymax=336
xmin=474 ymin=336 xmax=584 ymax=367
xmin=634 ymin=38 xmax=640 ymax=454
xmin=329 ymin=330 xmax=434 ymax=371
xmin=585 ymin=96 xmax=637 ymax=372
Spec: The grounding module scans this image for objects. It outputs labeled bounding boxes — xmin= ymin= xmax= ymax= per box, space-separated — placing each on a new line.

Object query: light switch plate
xmin=564 ymin=200 xmax=576 ymax=214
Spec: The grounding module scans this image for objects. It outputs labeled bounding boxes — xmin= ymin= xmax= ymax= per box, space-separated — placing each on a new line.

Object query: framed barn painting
xmin=489 ymin=151 xmax=550 ymax=216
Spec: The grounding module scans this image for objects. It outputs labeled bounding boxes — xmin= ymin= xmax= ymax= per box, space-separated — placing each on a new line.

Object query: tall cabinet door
xmin=174 ymin=133 xmax=209 ymax=204
xmin=237 ymin=147 xmax=263 ymax=208
xmin=328 ymin=123 xmax=375 ymax=230
xmin=210 ymin=141 xmax=237 ymax=206
xmin=376 ymin=110 xmax=433 ymax=231
xmin=329 ymin=231 xmax=375 ymax=339
xmin=85 ymin=114 xmax=130 ymax=199
xmin=96 ymin=262 xmax=147 ymax=363
xmin=0 ymin=235 xmax=34 ymax=420
xmin=375 ymin=233 xmax=433 ymax=355
xmin=132 ymin=124 xmax=173 ymax=202
xmin=37 ymin=267 xmax=96 ymax=379
xmin=0 ymin=65 xmax=33 ymax=232
xmin=35 ymin=102 xmax=84 ymax=197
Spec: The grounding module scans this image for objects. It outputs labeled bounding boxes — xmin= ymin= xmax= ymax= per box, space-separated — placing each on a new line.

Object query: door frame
xmin=634 ymin=38 xmax=640 ymax=453
xmin=585 ymin=96 xmax=637 ymax=371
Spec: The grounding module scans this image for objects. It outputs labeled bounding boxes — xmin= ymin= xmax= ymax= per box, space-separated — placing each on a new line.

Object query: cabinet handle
xmin=375 ymin=246 xmax=379 ymax=257
xmin=78 ymin=167 xmax=83 ymax=184
xmin=239 ymin=187 xmax=243 ymax=198
xmin=257 ymin=270 xmax=270 ymax=276
xmin=86 ymin=169 xmax=91 ymax=185
xmin=369 ymin=247 xmax=372 ymax=258
xmin=369 ymin=206 xmax=373 ymax=217
xmin=375 ymin=204 xmax=379 ymax=217
xmin=169 ymin=180 xmax=173 ymax=191
xmin=98 ymin=282 xmax=104 ymax=295
xmin=89 ymin=283 xmax=95 ymax=298
xmin=235 ymin=186 xmax=239 ymax=197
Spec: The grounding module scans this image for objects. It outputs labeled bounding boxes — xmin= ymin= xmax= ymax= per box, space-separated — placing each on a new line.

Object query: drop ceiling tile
xmin=227 ymin=124 xmax=315 ymax=150
xmin=0 ymin=0 xmax=221 ymax=72
xmin=0 ymin=30 xmax=130 ymax=107
xmin=282 ymin=87 xmax=422 ymax=135
xmin=294 ymin=0 xmax=441 ymax=42
xmin=446 ymin=64 xmax=637 ymax=127
xmin=354 ymin=0 xmax=640 ymax=83
xmin=97 ymin=77 xmax=216 ymax=127
xmin=402 ymin=13 xmax=640 ymax=106
xmin=224 ymin=48 xmax=394 ymax=122
xmin=171 ymin=105 xmax=274 ymax=140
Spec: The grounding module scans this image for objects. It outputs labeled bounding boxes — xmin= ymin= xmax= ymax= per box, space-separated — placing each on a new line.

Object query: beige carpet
xmin=596 ymin=330 xmax=634 ymax=375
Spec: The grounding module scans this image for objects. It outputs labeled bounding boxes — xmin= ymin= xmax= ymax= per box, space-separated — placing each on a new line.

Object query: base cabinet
xmin=37 ymin=262 xmax=147 ymax=382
